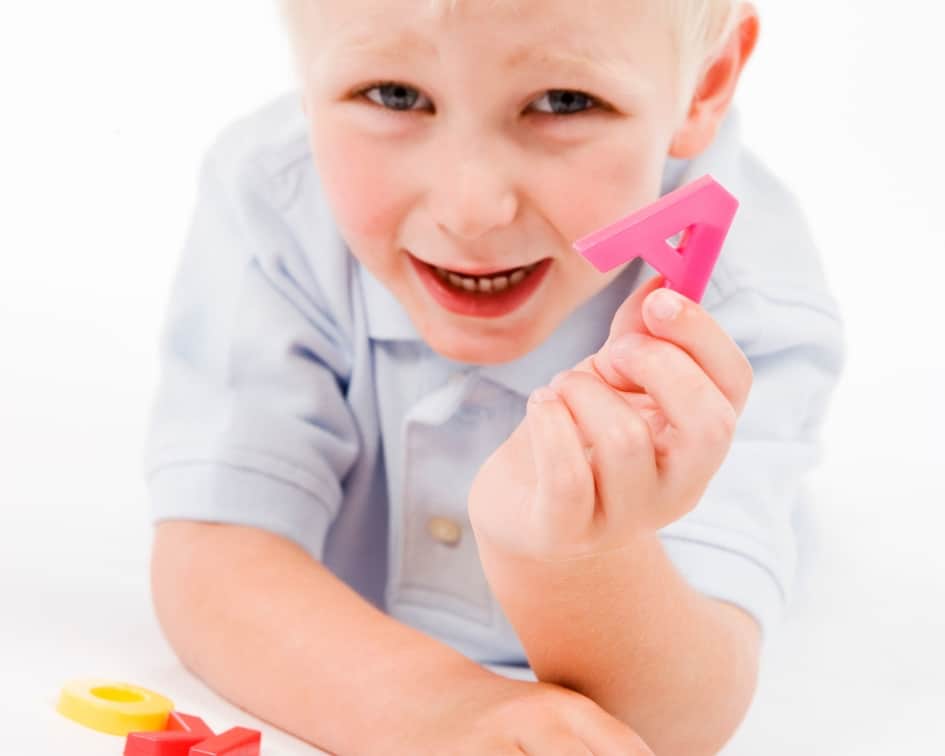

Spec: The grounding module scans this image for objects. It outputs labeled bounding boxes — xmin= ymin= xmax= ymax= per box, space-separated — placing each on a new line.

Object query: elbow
xmin=644 ymin=605 xmax=761 ymax=756
xmin=650 ymin=673 xmax=758 ymax=756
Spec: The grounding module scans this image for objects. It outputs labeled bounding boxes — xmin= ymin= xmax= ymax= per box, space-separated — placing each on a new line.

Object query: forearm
xmin=151 ymin=521 xmax=494 ymax=754
xmin=479 ymin=532 xmax=760 ymax=756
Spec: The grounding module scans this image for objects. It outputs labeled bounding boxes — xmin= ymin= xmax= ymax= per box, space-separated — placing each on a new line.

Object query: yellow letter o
xmin=56 ymin=679 xmax=174 ymax=735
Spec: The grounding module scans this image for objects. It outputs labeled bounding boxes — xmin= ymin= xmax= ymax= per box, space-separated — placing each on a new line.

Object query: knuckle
xmin=545 ymin=731 xmax=589 ymax=756
xmin=601 ymin=414 xmax=650 ymax=455
xmin=610 ymin=333 xmax=654 ymax=372
xmin=554 ymin=692 xmax=651 ymax=755
xmin=698 ymin=403 xmax=738 ymax=447
xmin=549 ymin=461 xmax=590 ymax=498
xmin=623 ymin=413 xmax=652 ymax=448
xmin=551 ymin=369 xmax=587 ymax=395
xmin=741 ymin=363 xmax=755 ymax=400
xmin=630 ymin=335 xmax=659 ymax=367
xmin=736 ymin=353 xmax=754 ymax=399
xmin=490 ymin=694 xmax=535 ymax=729
xmin=539 ymin=685 xmax=588 ymax=712
xmin=743 ymin=354 xmax=755 ymax=388
xmin=718 ymin=401 xmax=739 ymax=437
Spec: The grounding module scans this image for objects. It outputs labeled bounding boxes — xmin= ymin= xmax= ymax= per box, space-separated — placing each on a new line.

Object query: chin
xmin=423 ymin=327 xmax=537 ymax=366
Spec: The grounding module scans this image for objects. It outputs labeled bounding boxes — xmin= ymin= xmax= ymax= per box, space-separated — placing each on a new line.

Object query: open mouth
xmin=430 ymin=260 xmax=543 ymax=294
xmin=407 ymin=251 xmax=553 ymax=318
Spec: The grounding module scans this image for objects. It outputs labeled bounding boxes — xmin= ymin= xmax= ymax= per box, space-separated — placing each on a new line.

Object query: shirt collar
xmin=357 ymin=106 xmax=742 ymax=396
xmin=474 ymin=258 xmax=649 ymax=396
xmin=359 ymin=263 xmax=423 ymax=341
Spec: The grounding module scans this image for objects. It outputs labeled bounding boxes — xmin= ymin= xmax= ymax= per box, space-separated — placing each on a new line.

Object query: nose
xmin=429 ymin=136 xmax=519 ymax=242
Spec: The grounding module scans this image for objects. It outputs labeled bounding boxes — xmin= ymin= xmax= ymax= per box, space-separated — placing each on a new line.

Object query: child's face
xmin=301 ymin=0 xmax=685 ymax=364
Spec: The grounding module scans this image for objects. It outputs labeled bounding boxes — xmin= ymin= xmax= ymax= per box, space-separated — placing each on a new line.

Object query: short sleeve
xmin=659 ymin=284 xmax=846 ymax=639
xmin=142 ymin=136 xmax=360 ymax=560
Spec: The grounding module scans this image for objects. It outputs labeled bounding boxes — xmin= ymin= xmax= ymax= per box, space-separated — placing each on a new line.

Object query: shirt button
xmin=427 ymin=516 xmax=463 ymax=547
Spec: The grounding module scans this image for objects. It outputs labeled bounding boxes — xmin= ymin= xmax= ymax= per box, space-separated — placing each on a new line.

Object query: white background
xmin=1 ymin=1 xmax=943 ymax=754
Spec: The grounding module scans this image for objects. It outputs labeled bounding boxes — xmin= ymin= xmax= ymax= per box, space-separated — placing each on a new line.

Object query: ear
xmin=669 ymin=3 xmax=760 ymax=159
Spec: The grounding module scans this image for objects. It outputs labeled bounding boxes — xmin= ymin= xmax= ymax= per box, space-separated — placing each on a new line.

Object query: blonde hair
xmin=276 ymin=0 xmax=742 ymax=119
xmin=666 ymin=0 xmax=742 ymax=115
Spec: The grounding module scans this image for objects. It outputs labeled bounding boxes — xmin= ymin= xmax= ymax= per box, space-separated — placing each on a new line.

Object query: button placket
xmin=427 ymin=516 xmax=463 ymax=547
xmin=391 ymin=370 xmax=501 ymax=626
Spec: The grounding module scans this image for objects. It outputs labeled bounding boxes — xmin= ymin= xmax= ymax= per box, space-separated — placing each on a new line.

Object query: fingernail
xmin=529 ymin=386 xmax=558 ymax=404
xmin=647 ymin=289 xmax=682 ymax=321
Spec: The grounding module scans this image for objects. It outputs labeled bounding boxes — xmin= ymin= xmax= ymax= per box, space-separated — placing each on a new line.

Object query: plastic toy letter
xmin=124 ymin=714 xmax=261 ymax=756
xmin=572 ymin=174 xmax=739 ymax=303
xmin=57 ymin=679 xmax=263 ymax=756
xmin=189 ymin=726 xmax=262 ymax=756
xmin=56 ymin=680 xmax=174 ymax=736
xmin=124 ymin=712 xmax=216 ymax=756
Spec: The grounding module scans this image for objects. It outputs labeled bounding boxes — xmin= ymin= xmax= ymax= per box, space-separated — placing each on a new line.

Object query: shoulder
xmin=686 ymin=108 xmax=843 ymax=321
xmin=196 ymin=91 xmax=362 ymax=340
xmin=199 ymin=89 xmax=312 ymax=211
xmin=680 ymin=108 xmax=846 ymax=372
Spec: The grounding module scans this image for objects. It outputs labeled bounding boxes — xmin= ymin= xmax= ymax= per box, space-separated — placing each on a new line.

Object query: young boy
xmin=144 ymin=0 xmax=844 ymax=753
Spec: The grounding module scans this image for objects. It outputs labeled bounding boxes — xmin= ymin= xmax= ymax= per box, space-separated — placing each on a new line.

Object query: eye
xmin=358 ymin=82 xmax=603 ymax=117
xmin=362 ymin=82 xmax=432 ymax=112
xmin=530 ymin=90 xmax=600 ymax=116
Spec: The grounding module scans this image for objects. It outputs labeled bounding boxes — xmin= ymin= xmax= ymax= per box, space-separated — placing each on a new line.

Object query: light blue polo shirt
xmin=143 ymin=90 xmax=845 ymax=664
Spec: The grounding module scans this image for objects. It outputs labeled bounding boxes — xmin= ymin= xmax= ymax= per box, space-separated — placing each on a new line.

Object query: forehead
xmin=309 ymin=0 xmax=668 ymax=75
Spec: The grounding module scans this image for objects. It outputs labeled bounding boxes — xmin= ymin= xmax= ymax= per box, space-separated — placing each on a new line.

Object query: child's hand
xmin=469 ymin=275 xmax=753 ymax=562
xmin=384 ymin=673 xmax=654 ymax=755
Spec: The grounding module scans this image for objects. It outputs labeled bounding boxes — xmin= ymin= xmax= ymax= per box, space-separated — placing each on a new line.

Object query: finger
xmin=572 ymin=274 xmax=665 ymax=388
xmin=606 ymin=332 xmax=737 ymax=478
xmin=549 ymin=371 xmax=656 ymax=515
xmin=525 ymin=387 xmax=596 ymax=543
xmin=639 ymin=287 xmax=753 ymax=415
xmin=517 ymin=727 xmax=593 ymax=756
xmin=561 ymin=695 xmax=656 ymax=756
xmin=605 ymin=272 xmax=665 ymax=344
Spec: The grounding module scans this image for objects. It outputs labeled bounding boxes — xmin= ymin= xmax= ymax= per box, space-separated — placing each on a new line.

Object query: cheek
xmin=547 ymin=139 xmax=666 ymax=243
xmin=308 ymin=124 xmax=406 ymax=242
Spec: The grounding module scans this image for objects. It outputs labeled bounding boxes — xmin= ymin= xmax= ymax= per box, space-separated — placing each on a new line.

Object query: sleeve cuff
xmin=147 ymin=461 xmax=335 ymax=561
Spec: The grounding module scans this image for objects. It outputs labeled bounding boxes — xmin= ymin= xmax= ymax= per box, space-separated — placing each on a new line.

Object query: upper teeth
xmin=436 ymin=263 xmax=539 ymax=293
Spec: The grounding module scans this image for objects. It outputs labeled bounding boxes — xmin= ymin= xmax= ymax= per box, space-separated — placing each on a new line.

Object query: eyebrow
xmin=338 ymin=28 xmax=639 ymax=86
xmin=507 ymin=45 xmax=629 ymax=81
xmin=341 ymin=29 xmax=439 ymax=61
